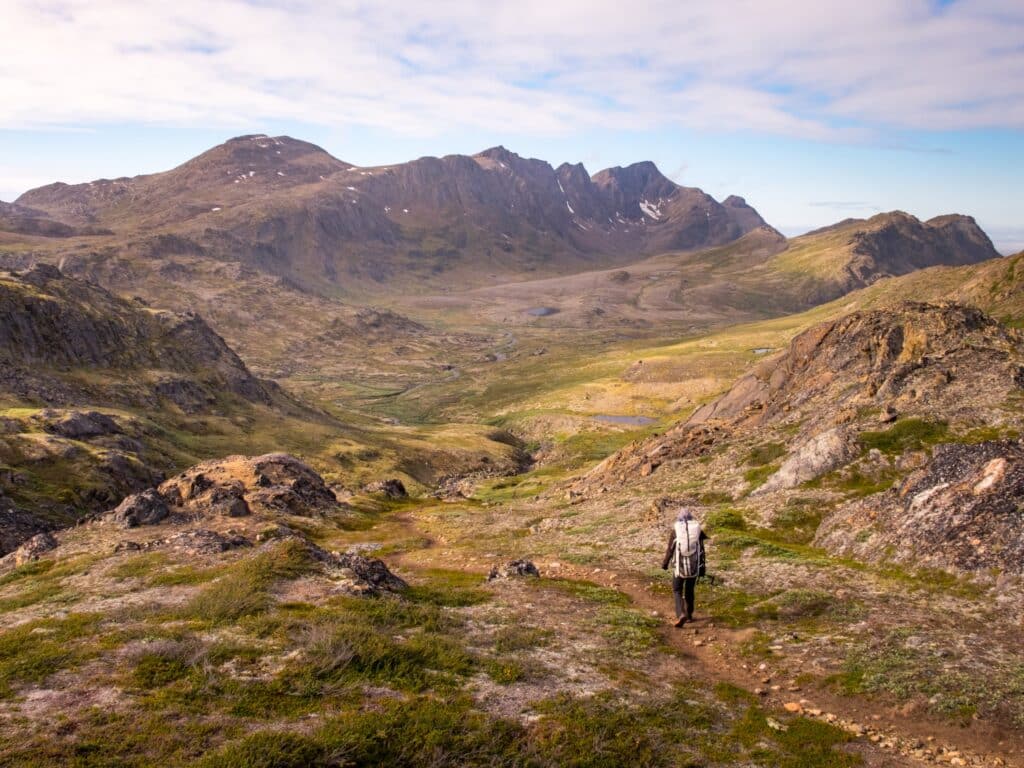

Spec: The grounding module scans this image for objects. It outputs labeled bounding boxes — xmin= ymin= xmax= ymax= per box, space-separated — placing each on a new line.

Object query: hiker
xmin=661 ymin=507 xmax=708 ymax=627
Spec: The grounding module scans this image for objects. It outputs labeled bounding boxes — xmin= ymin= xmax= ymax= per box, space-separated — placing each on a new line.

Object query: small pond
xmin=526 ymin=306 xmax=560 ymax=317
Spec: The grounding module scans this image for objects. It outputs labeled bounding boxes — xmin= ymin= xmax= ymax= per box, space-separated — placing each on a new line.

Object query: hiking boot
xmin=673 ymin=615 xmax=687 ymax=628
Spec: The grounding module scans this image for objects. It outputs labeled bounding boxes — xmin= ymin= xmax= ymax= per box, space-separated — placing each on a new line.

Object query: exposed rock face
xmin=0 ymin=406 xmax=166 ymax=546
xmin=686 ymin=302 xmax=1022 ymax=433
xmin=816 ymin=440 xmax=1024 ymax=574
xmin=0 ymin=266 xmax=272 ymax=408
xmin=106 ymin=453 xmax=342 ymax=529
xmin=756 ymin=428 xmax=858 ymax=493
xmin=843 ymin=212 xmax=998 ymax=290
xmin=42 ymin=410 xmax=121 ymax=439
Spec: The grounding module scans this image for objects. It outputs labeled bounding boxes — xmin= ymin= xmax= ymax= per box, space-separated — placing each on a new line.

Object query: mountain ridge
xmin=8 ymin=135 xmax=767 ymax=292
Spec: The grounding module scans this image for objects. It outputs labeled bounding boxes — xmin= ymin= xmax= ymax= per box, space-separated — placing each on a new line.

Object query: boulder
xmin=326 ymin=549 xmax=408 ymax=594
xmin=43 ymin=410 xmax=121 ymax=439
xmin=756 ymin=428 xmax=857 ymax=494
xmin=487 ymin=559 xmax=541 ymax=581
xmin=2 ymin=531 xmax=58 ymax=567
xmin=109 ymin=489 xmax=170 ymax=528
xmin=363 ymin=478 xmax=408 ymax=499
xmin=162 ymin=529 xmax=251 ymax=555
xmin=0 ymin=506 xmax=52 ymax=557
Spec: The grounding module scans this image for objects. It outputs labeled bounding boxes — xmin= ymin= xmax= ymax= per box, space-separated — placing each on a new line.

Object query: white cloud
xmin=1 ymin=0 xmax=1022 ymax=139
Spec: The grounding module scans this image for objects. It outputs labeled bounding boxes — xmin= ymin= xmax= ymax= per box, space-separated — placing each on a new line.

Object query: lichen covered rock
xmin=816 ymin=440 xmax=1024 ymax=575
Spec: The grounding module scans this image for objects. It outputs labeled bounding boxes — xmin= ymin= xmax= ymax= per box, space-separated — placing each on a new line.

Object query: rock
xmin=1 ymin=531 xmax=58 ymax=566
xmin=109 ymin=489 xmax=170 ymax=528
xmin=639 ymin=461 xmax=660 ymax=477
xmin=583 ymin=302 xmax=1024 ymax=496
xmin=160 ymin=454 xmax=341 ymax=519
xmin=0 ymin=507 xmax=53 ymax=557
xmin=326 ymin=549 xmax=407 ymax=594
xmin=766 ymin=717 xmax=788 ymax=732
xmin=362 ymin=478 xmax=407 ymax=499
xmin=203 ymin=486 xmax=250 ymax=517
xmin=756 ymin=428 xmax=857 ymax=493
xmin=487 ymin=559 xmax=541 ymax=581
xmin=42 ymin=410 xmax=121 ymax=439
xmin=218 ymin=495 xmax=250 ymax=518
xmin=161 ymin=529 xmax=251 ymax=555
xmin=817 ymin=439 xmax=1024 ymax=573
xmin=783 ymin=702 xmax=803 ymax=714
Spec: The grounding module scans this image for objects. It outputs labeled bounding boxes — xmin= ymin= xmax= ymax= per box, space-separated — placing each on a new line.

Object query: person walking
xmin=661 ymin=507 xmax=708 ymax=627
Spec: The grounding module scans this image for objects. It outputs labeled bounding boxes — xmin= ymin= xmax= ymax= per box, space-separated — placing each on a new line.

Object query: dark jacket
xmin=661 ymin=526 xmax=709 ymax=571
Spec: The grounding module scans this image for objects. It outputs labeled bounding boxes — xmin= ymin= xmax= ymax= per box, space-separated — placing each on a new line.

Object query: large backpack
xmin=674 ymin=519 xmax=703 ymax=578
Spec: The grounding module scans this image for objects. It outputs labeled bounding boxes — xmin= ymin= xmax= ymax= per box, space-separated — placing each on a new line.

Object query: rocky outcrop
xmin=843 ymin=212 xmax=998 ymax=291
xmin=0 ymin=266 xmax=273 ymax=409
xmin=0 ymin=200 xmax=112 ymax=238
xmin=327 ymin=549 xmax=408 ymax=594
xmin=115 ymin=528 xmax=252 ymax=556
xmin=105 ymin=453 xmax=342 ymax=530
xmin=756 ymin=428 xmax=858 ymax=493
xmin=42 ymin=410 xmax=121 ymax=439
xmin=816 ymin=440 xmax=1024 ymax=575
xmin=686 ymin=302 xmax=1023 ymax=433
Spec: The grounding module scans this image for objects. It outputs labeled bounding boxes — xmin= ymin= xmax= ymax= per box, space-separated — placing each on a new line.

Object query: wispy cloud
xmin=1 ymin=1 xmax=1022 ymax=141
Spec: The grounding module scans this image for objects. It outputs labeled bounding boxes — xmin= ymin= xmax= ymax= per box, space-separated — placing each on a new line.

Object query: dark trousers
xmin=673 ymin=576 xmax=696 ymax=619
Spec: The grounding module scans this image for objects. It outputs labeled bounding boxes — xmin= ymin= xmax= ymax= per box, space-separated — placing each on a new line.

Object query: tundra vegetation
xmin=1 ymin=139 xmax=1023 ymax=766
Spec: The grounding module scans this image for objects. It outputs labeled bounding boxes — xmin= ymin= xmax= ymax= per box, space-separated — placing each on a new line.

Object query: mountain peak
xmin=592 ymin=160 xmax=671 ymax=187
xmin=476 ymin=145 xmax=518 ymax=161
xmin=182 ymin=134 xmax=350 ymax=178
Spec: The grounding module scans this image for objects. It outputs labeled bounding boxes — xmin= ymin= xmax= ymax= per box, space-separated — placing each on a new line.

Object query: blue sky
xmin=2 ymin=1 xmax=1022 ymax=252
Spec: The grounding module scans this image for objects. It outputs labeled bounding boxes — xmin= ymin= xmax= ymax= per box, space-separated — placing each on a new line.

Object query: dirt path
xmin=382 ymin=508 xmax=1020 ymax=767
xmin=560 ymin=563 xmax=1023 ymax=768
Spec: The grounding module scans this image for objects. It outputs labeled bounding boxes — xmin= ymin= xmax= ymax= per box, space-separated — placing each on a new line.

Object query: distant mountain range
xmin=8 ymin=135 xmax=771 ymax=292
xmin=4 ymin=135 xmax=1001 ymax=300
